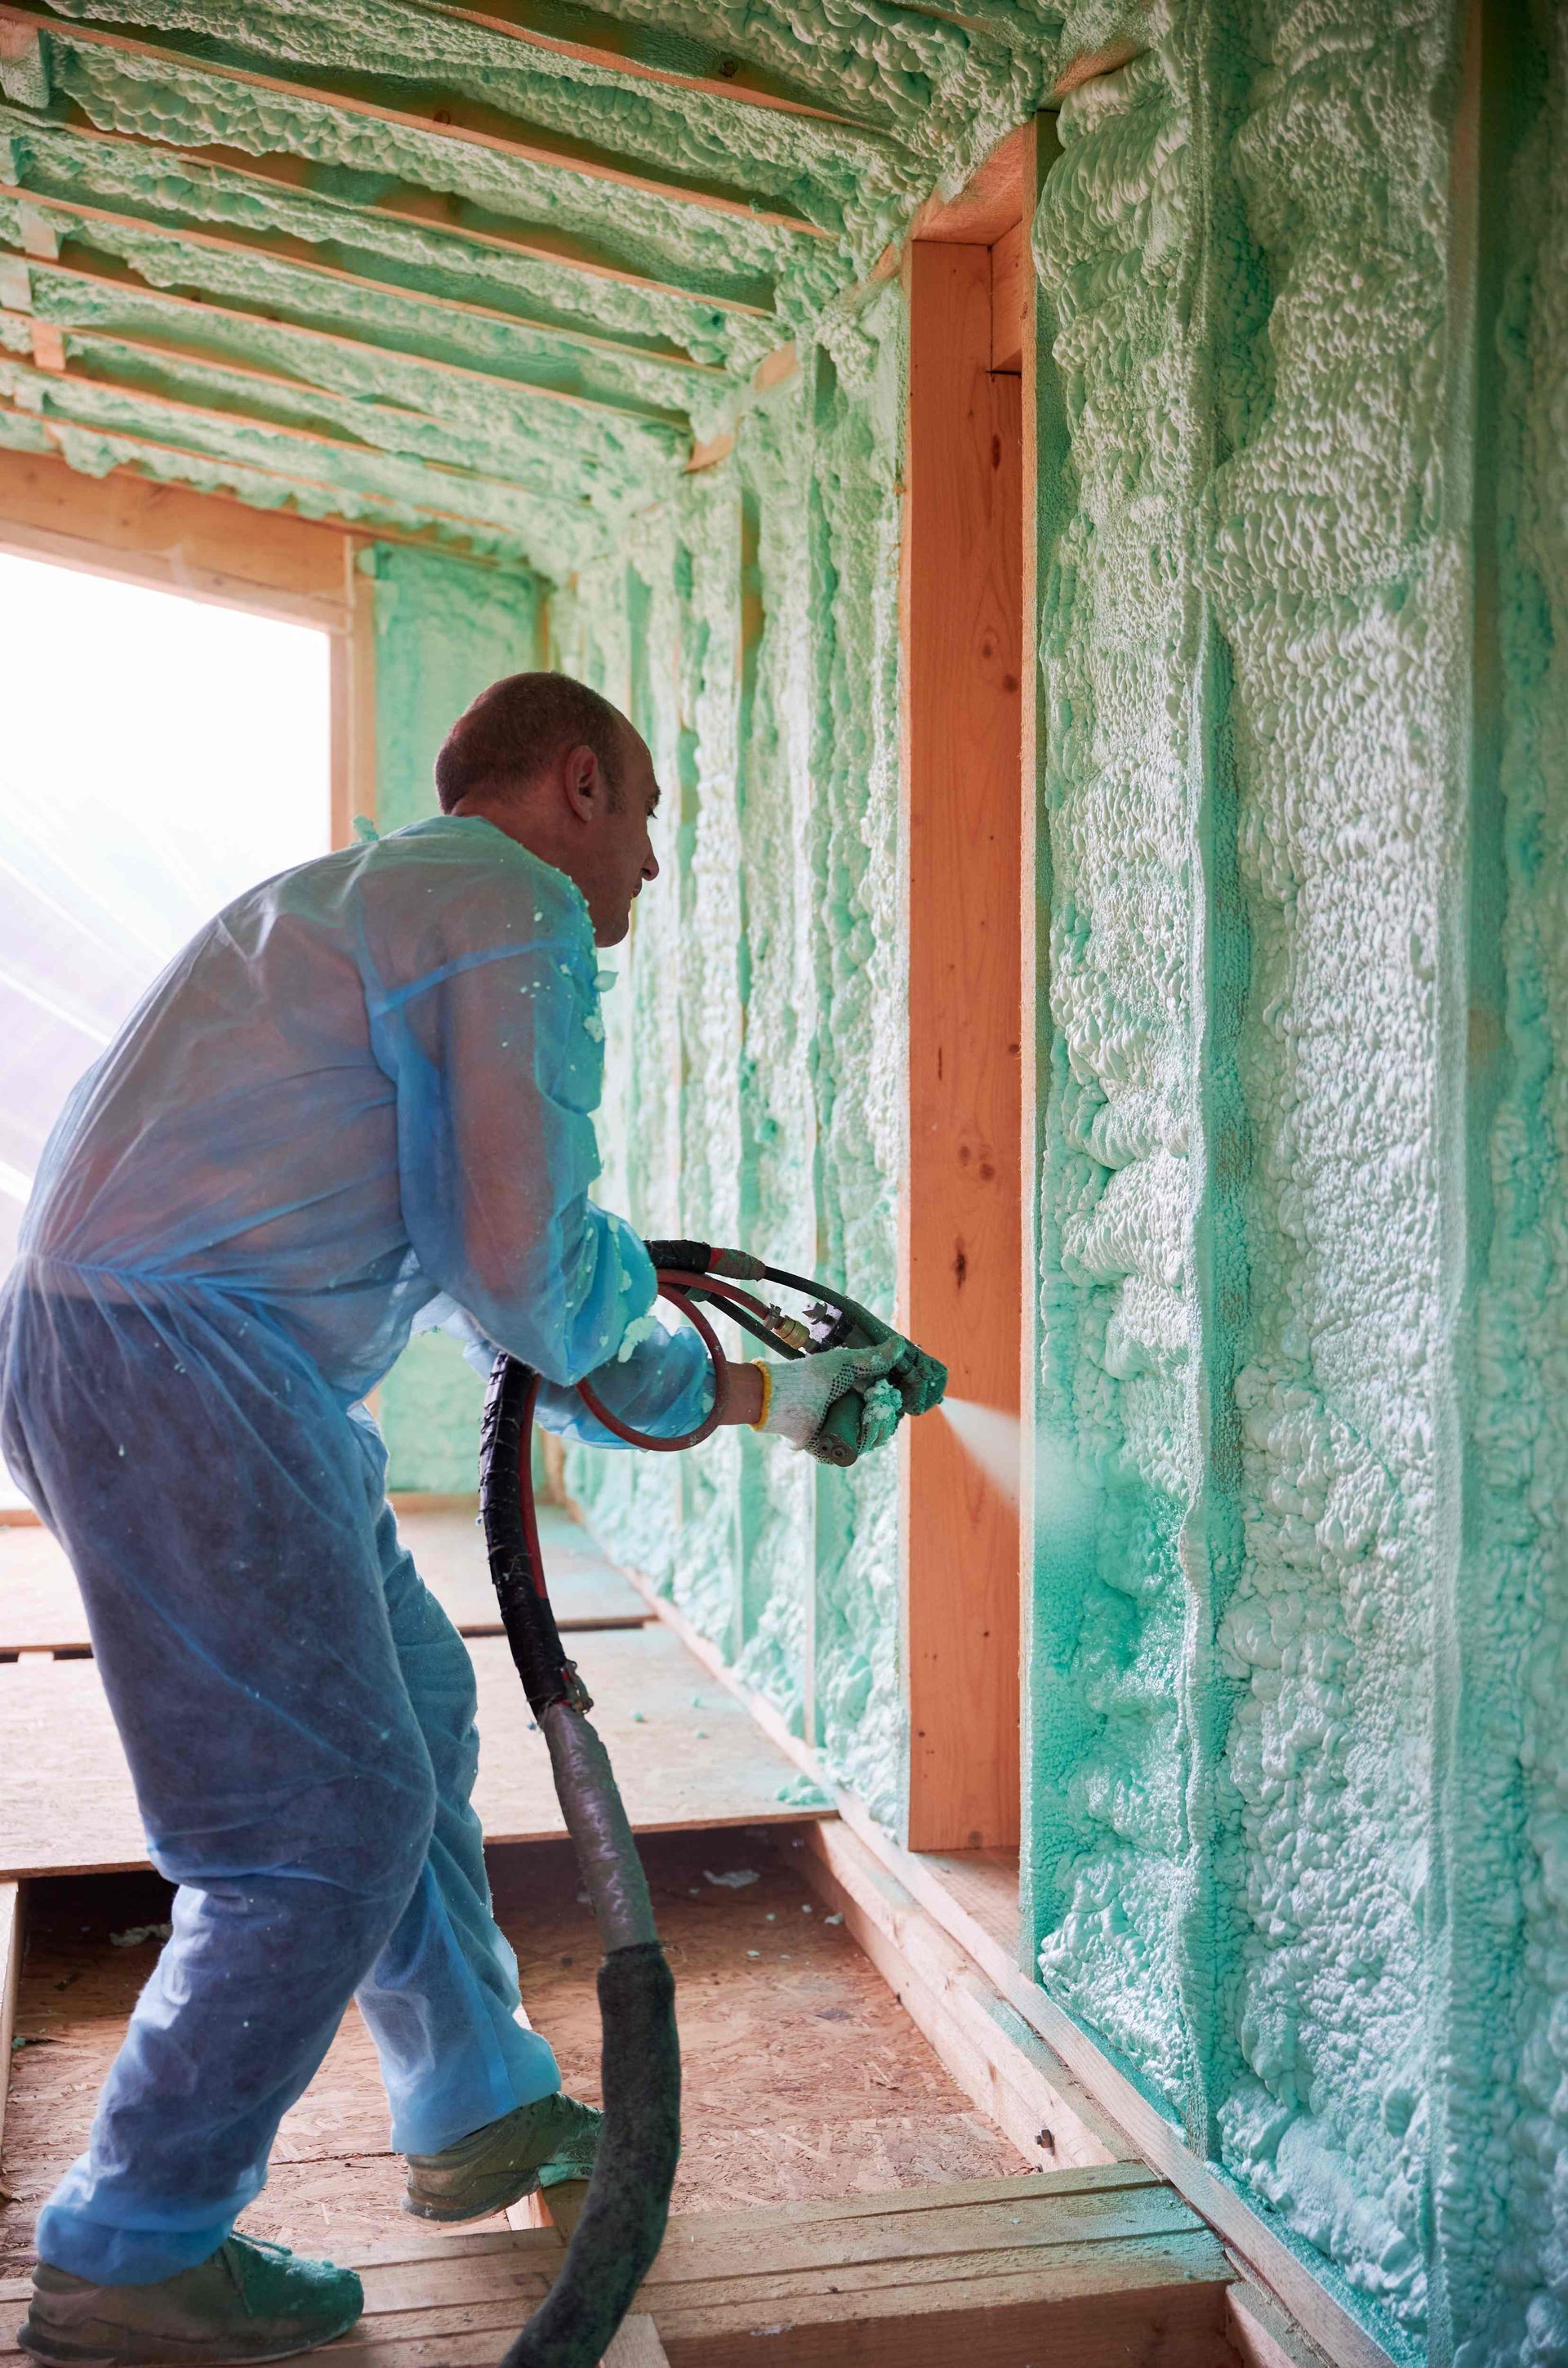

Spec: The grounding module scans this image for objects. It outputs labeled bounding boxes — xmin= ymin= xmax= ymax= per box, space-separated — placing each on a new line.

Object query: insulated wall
xmin=1022 ymin=5 xmax=1567 ymax=2361
xmin=370 ymin=542 xmax=546 ymax=1492
xmin=570 ymin=6 xmax=1567 ymax=2361
xmin=559 ymin=310 xmax=910 ymax=1825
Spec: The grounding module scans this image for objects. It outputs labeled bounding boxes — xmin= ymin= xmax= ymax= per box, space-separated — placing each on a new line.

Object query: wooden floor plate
xmin=0 ymin=2168 xmax=1235 ymax=2367
xmin=0 ymin=1623 xmax=823 ymax=1880
xmin=0 ymin=1508 xmax=648 ymax=1655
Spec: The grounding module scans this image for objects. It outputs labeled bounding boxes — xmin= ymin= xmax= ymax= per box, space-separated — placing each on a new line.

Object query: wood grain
xmin=0 ymin=444 xmax=352 ymax=627
xmin=604 ymin=2319 xmax=670 ymax=2367
xmin=989 ymin=219 xmax=1026 ymax=373
xmin=0 ymin=1883 xmax=21 ymax=2164
xmin=0 ymin=1508 xmax=647 ymax=1654
xmin=802 ymin=1819 xmax=1131 ymax=2174
xmin=1 ymin=1835 xmax=1022 ymax=2276
xmin=901 ymin=238 xmax=1024 ymax=1852
xmin=0 ymin=1621 xmax=817 ymax=1880
xmin=0 ymin=2165 xmax=1234 ymax=2368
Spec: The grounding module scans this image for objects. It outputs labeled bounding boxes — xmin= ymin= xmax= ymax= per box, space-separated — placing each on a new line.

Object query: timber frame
xmin=0 ymin=442 xmax=375 ymax=850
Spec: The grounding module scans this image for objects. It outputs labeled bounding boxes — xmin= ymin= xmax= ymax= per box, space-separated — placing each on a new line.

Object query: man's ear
xmin=561 ymin=742 xmax=600 ymax=824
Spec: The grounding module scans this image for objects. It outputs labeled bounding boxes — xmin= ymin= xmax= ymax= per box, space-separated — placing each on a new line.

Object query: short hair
xmin=434 ymin=671 xmax=628 ymax=813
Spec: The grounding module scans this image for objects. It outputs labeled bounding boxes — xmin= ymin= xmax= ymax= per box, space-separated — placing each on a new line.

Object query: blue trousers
xmin=0 ymin=1279 xmax=559 ymax=2286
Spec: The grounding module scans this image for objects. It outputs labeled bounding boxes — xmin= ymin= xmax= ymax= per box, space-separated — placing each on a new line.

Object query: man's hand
xmin=754 ymin=1336 xmax=906 ymax=1459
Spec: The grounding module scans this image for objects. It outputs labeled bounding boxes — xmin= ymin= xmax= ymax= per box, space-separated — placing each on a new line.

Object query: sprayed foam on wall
xmin=368 ymin=541 xmax=544 ymax=1492
xmin=1021 ymin=4 xmax=1568 ymax=2357
xmin=1446 ymin=13 xmax=1568 ymax=2359
xmin=555 ymin=301 xmax=906 ymax=1824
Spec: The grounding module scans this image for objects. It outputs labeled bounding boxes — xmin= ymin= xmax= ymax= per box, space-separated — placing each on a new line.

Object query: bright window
xmin=0 ymin=551 xmax=332 ymax=1496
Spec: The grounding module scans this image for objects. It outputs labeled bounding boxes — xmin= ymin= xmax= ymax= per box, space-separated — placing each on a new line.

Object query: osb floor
xmin=1 ymin=1828 xmax=1024 ymax=2277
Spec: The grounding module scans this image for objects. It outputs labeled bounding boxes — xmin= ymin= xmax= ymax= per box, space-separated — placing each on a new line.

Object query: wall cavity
xmin=554 ymin=303 xmax=906 ymax=1825
xmin=369 ymin=541 xmax=544 ymax=1492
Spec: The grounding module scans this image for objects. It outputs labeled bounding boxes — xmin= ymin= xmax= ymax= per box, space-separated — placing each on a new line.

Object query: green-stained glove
xmin=887 ymin=1336 xmax=947 ymax=1419
xmin=756 ymin=1336 xmax=904 ymax=1457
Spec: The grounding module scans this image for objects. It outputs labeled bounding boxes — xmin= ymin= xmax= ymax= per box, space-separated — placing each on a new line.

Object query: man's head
xmin=435 ymin=671 xmax=660 ymax=946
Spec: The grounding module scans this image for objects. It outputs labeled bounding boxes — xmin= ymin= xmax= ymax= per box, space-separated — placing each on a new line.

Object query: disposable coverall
xmin=0 ymin=815 xmax=710 ymax=2287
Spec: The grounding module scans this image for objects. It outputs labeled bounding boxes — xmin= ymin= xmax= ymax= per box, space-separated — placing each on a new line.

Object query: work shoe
xmin=18 ymin=2235 xmax=363 ymax=2366
xmin=402 ymin=2093 xmax=603 ymax=2223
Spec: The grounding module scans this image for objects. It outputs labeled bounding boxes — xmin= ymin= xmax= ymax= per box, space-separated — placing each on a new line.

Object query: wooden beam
xmin=684 ymin=430 xmax=734 ymax=474
xmin=0 ymin=8 xmax=835 ymax=241
xmin=800 ymin=1819 xmax=1132 ymax=2174
xmin=332 ymin=2170 xmax=1234 ymax=2366
xmin=1227 ymin=2281 xmax=1339 ymax=2368
xmin=752 ymin=341 xmax=800 ymax=394
xmin=0 ymin=188 xmax=727 ymax=393
xmin=1 ymin=115 xmax=773 ymax=320
xmin=988 ymin=219 xmax=1025 ymax=373
xmin=330 ymin=538 xmax=374 ymax=849
xmin=419 ymin=0 xmax=877 ymax=132
xmin=0 ymin=358 xmax=644 ymax=530
xmin=1054 ymin=40 xmax=1144 ymax=98
xmin=0 ymin=1880 xmax=24 ymax=2164
xmin=8 ymin=252 xmax=695 ymax=431
xmin=1 ymin=400 xmax=566 ymax=560
xmin=900 ymin=235 xmax=1023 ymax=1853
xmin=908 ymin=121 xmax=1032 ymax=246
xmin=0 ymin=438 xmax=353 ymax=623
xmin=0 ymin=410 xmax=545 ymax=571
xmin=601 ymin=2317 xmax=670 ymax=2368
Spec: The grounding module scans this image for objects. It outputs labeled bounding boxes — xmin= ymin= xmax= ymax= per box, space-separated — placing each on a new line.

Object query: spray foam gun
xmin=479 ymin=1240 xmax=945 ymax=2368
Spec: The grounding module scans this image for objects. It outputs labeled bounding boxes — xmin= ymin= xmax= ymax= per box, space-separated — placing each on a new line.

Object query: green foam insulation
xmin=1014 ymin=3 xmax=1566 ymax=2360
xmin=554 ymin=302 xmax=908 ymax=1826
xmin=368 ymin=541 xmax=542 ymax=1491
xmin=7 ymin=2 xmax=1568 ymax=2356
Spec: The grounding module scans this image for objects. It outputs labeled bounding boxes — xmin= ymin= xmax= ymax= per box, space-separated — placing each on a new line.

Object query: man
xmin=0 ymin=673 xmax=910 ymax=2365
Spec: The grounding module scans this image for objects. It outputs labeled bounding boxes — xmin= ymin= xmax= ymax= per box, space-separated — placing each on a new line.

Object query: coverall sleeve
xmin=374 ymin=905 xmax=653 ymax=1389
xmin=428 ymin=1295 xmax=715 ymax=1449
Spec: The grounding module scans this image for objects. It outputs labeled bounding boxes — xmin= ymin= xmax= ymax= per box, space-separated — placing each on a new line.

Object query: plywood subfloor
xmin=0 ymin=1621 xmax=818 ymax=1882
xmin=0 ymin=1831 xmax=1027 ymax=2281
xmin=0 ymin=1508 xmax=647 ymax=1656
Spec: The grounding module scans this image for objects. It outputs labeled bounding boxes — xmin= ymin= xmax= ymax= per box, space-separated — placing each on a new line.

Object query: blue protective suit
xmin=0 ymin=815 xmax=709 ymax=2285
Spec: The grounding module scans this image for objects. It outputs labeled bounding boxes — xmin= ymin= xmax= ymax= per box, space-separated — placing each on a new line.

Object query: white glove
xmin=755 ymin=1336 xmax=904 ymax=1456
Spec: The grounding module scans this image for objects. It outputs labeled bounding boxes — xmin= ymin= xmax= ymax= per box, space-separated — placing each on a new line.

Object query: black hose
xmin=480 ymin=1353 xmax=681 ymax=2368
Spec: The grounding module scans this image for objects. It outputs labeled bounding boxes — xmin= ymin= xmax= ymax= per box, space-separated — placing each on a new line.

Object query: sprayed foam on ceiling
xmin=0 ymin=0 xmax=1066 ymax=566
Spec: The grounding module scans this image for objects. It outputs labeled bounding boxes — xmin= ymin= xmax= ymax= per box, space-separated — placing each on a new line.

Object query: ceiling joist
xmin=0 ymin=187 xmax=725 ymax=412
xmin=0 ymin=399 xmax=573 ymax=560
xmin=0 ymin=8 xmax=836 ymax=240
xmin=0 ymin=355 xmax=653 ymax=535
xmin=417 ymin=0 xmax=880 ymax=132
xmin=3 ymin=255 xmax=698 ymax=439
xmin=0 ymin=109 xmax=777 ymax=336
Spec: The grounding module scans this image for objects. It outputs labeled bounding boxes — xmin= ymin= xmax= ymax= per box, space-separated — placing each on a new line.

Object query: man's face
xmin=586 ymin=725 xmax=662 ymax=947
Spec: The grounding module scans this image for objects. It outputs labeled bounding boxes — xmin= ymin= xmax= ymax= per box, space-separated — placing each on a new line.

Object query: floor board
xmin=0 ymin=1508 xmax=648 ymax=1655
xmin=0 ymin=1832 xmax=1026 ymax=2279
xmin=0 ymin=1621 xmax=819 ymax=1881
xmin=1 ymin=2165 xmax=1233 ymax=2368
